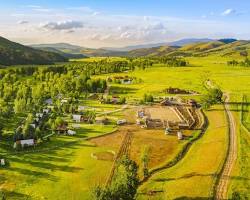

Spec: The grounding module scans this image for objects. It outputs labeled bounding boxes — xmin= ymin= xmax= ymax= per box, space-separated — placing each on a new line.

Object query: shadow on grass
xmin=152 ymin=172 xmax=215 ymax=182
xmin=0 ymin=190 xmax=30 ymax=200
xmin=7 ymin=166 xmax=58 ymax=181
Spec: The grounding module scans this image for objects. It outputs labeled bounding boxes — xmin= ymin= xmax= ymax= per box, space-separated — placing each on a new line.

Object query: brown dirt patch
xmin=145 ymin=106 xmax=181 ymax=122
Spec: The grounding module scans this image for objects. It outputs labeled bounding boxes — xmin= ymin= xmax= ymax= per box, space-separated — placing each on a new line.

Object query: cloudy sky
xmin=0 ymin=0 xmax=250 ymax=48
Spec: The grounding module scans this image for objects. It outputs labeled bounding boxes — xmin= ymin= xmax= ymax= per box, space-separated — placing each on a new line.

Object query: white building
xmin=0 ymin=159 xmax=5 ymax=166
xmin=19 ymin=139 xmax=35 ymax=147
xmin=177 ymin=131 xmax=183 ymax=140
xmin=67 ymin=130 xmax=76 ymax=135
xmin=72 ymin=114 xmax=82 ymax=122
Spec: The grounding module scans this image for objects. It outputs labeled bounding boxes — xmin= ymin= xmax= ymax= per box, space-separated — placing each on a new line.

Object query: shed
xmin=177 ymin=131 xmax=183 ymax=140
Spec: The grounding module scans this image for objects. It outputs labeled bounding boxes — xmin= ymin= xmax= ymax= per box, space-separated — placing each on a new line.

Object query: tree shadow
xmin=0 ymin=190 xmax=30 ymax=200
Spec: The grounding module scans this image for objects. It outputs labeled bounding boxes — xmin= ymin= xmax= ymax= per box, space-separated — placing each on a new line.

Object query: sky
xmin=0 ymin=0 xmax=250 ymax=48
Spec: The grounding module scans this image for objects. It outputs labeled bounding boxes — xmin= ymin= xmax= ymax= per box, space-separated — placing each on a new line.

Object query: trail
xmin=215 ymin=94 xmax=237 ymax=199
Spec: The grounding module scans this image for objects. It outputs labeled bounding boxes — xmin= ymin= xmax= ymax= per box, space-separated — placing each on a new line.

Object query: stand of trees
xmin=227 ymin=58 xmax=250 ymax=67
xmin=92 ymin=156 xmax=139 ymax=200
xmin=201 ymin=88 xmax=223 ymax=109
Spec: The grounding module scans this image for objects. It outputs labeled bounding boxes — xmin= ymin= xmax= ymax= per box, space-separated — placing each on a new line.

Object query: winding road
xmin=215 ymin=94 xmax=237 ymax=199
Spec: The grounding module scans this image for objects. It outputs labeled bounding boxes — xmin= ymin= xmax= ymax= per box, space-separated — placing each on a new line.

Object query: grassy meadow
xmin=1 ymin=55 xmax=250 ymax=199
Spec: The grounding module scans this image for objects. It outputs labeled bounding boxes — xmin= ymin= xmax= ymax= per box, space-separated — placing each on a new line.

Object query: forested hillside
xmin=0 ymin=36 xmax=67 ymax=66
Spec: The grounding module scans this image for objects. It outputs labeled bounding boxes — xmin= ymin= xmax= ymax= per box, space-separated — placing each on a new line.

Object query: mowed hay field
xmin=90 ymin=124 xmax=188 ymax=178
xmin=136 ymin=105 xmax=228 ymax=199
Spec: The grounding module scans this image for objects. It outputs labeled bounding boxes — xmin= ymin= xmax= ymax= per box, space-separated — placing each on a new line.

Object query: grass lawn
xmin=136 ymin=105 xmax=228 ymax=199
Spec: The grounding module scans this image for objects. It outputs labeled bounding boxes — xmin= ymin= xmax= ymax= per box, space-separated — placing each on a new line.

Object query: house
xmin=14 ymin=139 xmax=35 ymax=148
xmin=117 ymin=119 xmax=127 ymax=125
xmin=95 ymin=117 xmax=108 ymax=125
xmin=67 ymin=130 xmax=76 ymax=135
xmin=73 ymin=114 xmax=82 ymax=122
xmin=0 ymin=159 xmax=5 ymax=166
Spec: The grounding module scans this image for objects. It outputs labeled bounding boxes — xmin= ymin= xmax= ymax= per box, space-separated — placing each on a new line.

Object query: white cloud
xmin=25 ymin=5 xmax=42 ymax=9
xmin=221 ymin=9 xmax=236 ymax=16
xmin=17 ymin=20 xmax=29 ymax=24
xmin=40 ymin=20 xmax=84 ymax=31
xmin=33 ymin=8 xmax=51 ymax=12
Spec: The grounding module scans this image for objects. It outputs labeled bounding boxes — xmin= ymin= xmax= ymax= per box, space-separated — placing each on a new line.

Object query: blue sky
xmin=0 ymin=0 xmax=249 ymax=47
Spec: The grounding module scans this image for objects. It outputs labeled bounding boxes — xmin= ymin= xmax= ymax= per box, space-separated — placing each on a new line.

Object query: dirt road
xmin=215 ymin=94 xmax=237 ymax=199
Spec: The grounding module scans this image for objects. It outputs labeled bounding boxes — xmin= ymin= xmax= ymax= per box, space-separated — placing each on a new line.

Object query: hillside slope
xmin=0 ymin=37 xmax=67 ymax=65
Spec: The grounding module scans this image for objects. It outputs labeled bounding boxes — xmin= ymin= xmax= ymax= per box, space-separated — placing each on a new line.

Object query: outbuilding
xmin=0 ymin=159 xmax=5 ymax=166
xmin=177 ymin=131 xmax=183 ymax=140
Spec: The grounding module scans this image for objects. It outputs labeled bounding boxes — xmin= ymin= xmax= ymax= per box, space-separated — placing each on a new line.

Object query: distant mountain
xmin=30 ymin=43 xmax=85 ymax=54
xmin=0 ymin=36 xmax=67 ymax=66
xmin=31 ymin=46 xmax=87 ymax=59
xmin=103 ymin=38 xmax=215 ymax=51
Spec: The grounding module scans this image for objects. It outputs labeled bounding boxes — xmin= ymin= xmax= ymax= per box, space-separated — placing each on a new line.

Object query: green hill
xmin=0 ymin=36 xmax=68 ymax=65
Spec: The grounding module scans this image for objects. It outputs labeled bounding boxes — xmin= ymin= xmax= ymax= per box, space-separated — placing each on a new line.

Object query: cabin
xmin=117 ymin=119 xmax=127 ymax=125
xmin=95 ymin=117 xmax=108 ymax=125
xmin=67 ymin=130 xmax=76 ymax=135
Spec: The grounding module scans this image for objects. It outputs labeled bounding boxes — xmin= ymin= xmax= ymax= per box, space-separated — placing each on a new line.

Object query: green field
xmin=1 ymin=55 xmax=250 ymax=199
